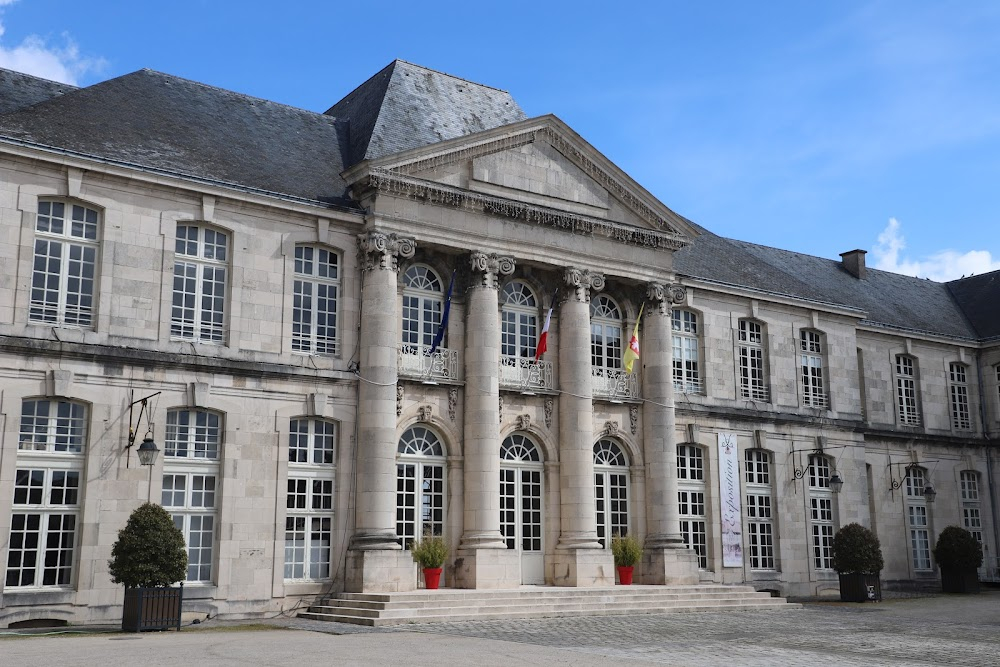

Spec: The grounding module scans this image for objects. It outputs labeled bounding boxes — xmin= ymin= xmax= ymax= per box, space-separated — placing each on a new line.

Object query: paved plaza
xmin=2 ymin=591 xmax=998 ymax=666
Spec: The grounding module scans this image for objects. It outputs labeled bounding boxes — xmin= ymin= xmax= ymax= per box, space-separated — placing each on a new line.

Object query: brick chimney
xmin=840 ymin=249 xmax=867 ymax=280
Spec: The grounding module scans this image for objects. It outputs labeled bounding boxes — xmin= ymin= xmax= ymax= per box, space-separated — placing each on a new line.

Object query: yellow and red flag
xmin=623 ymin=303 xmax=643 ymax=374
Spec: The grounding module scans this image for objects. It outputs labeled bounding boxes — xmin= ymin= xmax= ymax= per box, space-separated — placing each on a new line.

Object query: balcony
xmin=592 ymin=367 xmax=640 ymax=401
xmin=674 ymin=378 xmax=704 ymax=395
xmin=499 ymin=356 xmax=553 ymax=392
xmin=398 ymin=343 xmax=461 ymax=383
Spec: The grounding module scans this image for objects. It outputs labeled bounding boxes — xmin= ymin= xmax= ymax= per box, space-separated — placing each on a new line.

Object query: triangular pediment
xmin=345 ymin=116 xmax=699 ymax=246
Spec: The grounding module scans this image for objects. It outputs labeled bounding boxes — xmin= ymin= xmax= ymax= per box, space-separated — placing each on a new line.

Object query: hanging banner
xmin=718 ymin=432 xmax=744 ymax=567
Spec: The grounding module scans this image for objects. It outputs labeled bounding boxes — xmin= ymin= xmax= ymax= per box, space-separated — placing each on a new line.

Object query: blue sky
xmin=1 ymin=0 xmax=998 ymax=281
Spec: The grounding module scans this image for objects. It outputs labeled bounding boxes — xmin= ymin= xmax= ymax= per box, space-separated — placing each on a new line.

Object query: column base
xmin=345 ymin=549 xmax=417 ymax=593
xmin=452 ymin=547 xmax=521 ymax=589
xmin=640 ymin=546 xmax=700 ymax=585
xmin=459 ymin=530 xmax=509 ymax=551
xmin=551 ymin=548 xmax=615 ymax=587
xmin=350 ymin=529 xmax=403 ymax=551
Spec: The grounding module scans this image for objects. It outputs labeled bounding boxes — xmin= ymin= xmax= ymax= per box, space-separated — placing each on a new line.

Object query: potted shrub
xmin=610 ymin=534 xmax=642 ymax=585
xmin=409 ymin=533 xmax=448 ymax=589
xmin=933 ymin=526 xmax=983 ymax=594
xmin=832 ymin=523 xmax=884 ymax=602
xmin=108 ymin=502 xmax=188 ymax=631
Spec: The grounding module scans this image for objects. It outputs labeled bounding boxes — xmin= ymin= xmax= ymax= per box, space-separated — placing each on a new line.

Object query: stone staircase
xmin=299 ymin=584 xmax=800 ymax=626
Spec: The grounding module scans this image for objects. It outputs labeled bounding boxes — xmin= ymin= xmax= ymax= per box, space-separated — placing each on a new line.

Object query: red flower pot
xmin=423 ymin=567 xmax=443 ymax=590
xmin=617 ymin=565 xmax=634 ymax=585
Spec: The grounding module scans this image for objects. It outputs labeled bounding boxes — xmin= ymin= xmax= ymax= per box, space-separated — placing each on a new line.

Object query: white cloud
xmin=0 ymin=2 xmax=104 ymax=85
xmin=871 ymin=218 xmax=1000 ymax=282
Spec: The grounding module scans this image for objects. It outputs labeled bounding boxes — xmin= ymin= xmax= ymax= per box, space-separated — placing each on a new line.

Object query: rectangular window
xmin=745 ymin=449 xmax=776 ymax=570
xmin=949 ymin=363 xmax=972 ymax=430
xmin=961 ymin=472 xmax=983 ymax=545
xmin=284 ymin=477 xmax=333 ymax=580
xmin=30 ymin=201 xmax=99 ymax=328
xmin=738 ymin=320 xmax=768 ymax=401
xmin=908 ymin=505 xmax=931 ymax=570
xmin=18 ymin=400 xmax=87 ymax=453
xmin=895 ymin=355 xmax=920 ymax=426
xmin=165 ymin=410 xmax=221 ymax=459
xmin=800 ymin=331 xmax=826 ymax=408
xmin=171 ymin=225 xmax=227 ymax=343
xmin=676 ymin=445 xmax=704 ymax=481
xmin=6 ymin=467 xmax=80 ymax=588
xmin=672 ymin=310 xmax=701 ymax=394
xmin=162 ymin=472 xmax=217 ymax=583
xmin=292 ymin=246 xmax=339 ymax=355
xmin=678 ymin=490 xmax=708 ymax=568
xmin=810 ymin=497 xmax=834 ymax=570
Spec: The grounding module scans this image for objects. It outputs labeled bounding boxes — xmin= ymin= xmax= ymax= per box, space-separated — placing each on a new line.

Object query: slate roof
xmin=674 ymin=227 xmax=985 ymax=340
xmin=326 ymin=60 xmax=526 ymax=166
xmin=0 ymin=68 xmax=76 ymax=114
xmin=0 ymin=69 xmax=355 ymax=207
xmin=947 ymin=271 xmax=1000 ymax=340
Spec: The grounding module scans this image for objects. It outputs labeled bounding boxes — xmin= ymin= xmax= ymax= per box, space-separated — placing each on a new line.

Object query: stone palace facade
xmin=0 ymin=60 xmax=997 ymax=625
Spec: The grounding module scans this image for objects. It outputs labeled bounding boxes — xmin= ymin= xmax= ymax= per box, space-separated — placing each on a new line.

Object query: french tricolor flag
xmin=534 ymin=302 xmax=553 ymax=361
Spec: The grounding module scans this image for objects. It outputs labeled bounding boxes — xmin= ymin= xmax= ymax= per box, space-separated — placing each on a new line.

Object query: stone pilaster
xmin=347 ymin=230 xmax=417 ymax=592
xmin=640 ymin=282 xmax=699 ymax=584
xmin=455 ymin=251 xmax=520 ymax=589
xmin=552 ymin=267 xmax=614 ymax=586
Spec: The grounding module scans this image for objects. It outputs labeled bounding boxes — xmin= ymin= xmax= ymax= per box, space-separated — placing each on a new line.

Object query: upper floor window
xmin=800 ymin=330 xmax=826 ymax=408
xmin=402 ymin=265 xmax=443 ymax=350
xmin=949 ymin=363 xmax=972 ymax=431
xmin=738 ymin=319 xmax=768 ymax=402
xmin=895 ymin=355 xmax=920 ymax=426
xmin=172 ymin=225 xmax=228 ymax=343
xmin=672 ymin=309 xmax=701 ymax=394
xmin=30 ymin=200 xmax=100 ymax=328
xmin=18 ymin=399 xmax=87 ymax=454
xmin=501 ymin=281 xmax=538 ymax=361
xmin=292 ymin=245 xmax=339 ymax=355
xmin=590 ymin=296 xmax=623 ymax=370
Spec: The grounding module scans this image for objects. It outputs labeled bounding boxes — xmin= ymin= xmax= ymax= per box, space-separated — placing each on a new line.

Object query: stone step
xmin=333 ymin=584 xmax=761 ymax=603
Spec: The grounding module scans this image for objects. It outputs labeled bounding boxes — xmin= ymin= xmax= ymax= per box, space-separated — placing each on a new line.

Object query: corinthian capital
xmin=358 ymin=231 xmax=416 ymax=272
xmin=469 ymin=251 xmax=515 ymax=289
xmin=563 ymin=267 xmax=605 ymax=303
xmin=646 ymin=282 xmax=686 ymax=314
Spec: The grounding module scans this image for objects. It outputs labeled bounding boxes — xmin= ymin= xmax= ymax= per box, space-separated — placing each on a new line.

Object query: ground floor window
xmin=907 ymin=505 xmax=931 ymax=571
xmin=396 ymin=426 xmax=446 ymax=546
xmin=746 ymin=494 xmax=775 ymax=570
xmin=6 ymin=468 xmax=79 ymax=588
xmin=810 ymin=496 xmax=834 ymax=570
xmin=594 ymin=439 xmax=629 ymax=546
xmin=678 ymin=490 xmax=708 ymax=568
xmin=285 ymin=475 xmax=333 ymax=580
xmin=162 ymin=470 xmax=217 ymax=582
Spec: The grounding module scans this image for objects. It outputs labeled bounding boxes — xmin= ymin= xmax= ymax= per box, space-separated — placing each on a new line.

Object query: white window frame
xmin=677 ymin=444 xmax=707 ymax=568
xmin=594 ymin=438 xmax=630 ymax=547
xmin=949 ymin=363 xmax=972 ymax=431
xmin=895 ymin=355 xmax=921 ymax=426
xmin=292 ymin=245 xmax=339 ymax=355
xmin=745 ymin=449 xmax=776 ymax=570
xmin=285 ymin=418 xmax=337 ymax=581
xmin=672 ymin=309 xmax=702 ymax=394
xmin=808 ymin=454 xmax=834 ymax=571
xmin=171 ymin=224 xmax=228 ymax=343
xmin=800 ymin=330 xmax=827 ymax=408
xmin=960 ymin=471 xmax=983 ymax=546
xmin=500 ymin=434 xmax=544 ymax=555
xmin=396 ymin=426 xmax=446 ymax=547
xmin=904 ymin=466 xmax=932 ymax=571
xmin=501 ymin=281 xmax=538 ymax=362
xmin=29 ymin=200 xmax=100 ymax=328
xmin=591 ymin=296 xmax=623 ymax=370
xmin=738 ymin=319 xmax=768 ymax=402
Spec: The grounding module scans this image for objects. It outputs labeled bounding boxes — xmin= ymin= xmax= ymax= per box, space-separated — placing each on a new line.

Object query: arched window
xmin=744 ymin=449 xmax=776 ymax=570
xmin=800 ymin=330 xmax=826 ymax=408
xmin=594 ymin=439 xmax=629 ymax=546
xmin=30 ymin=200 xmax=100 ymax=328
xmin=292 ymin=245 xmax=339 ymax=355
xmin=737 ymin=319 xmax=768 ymax=401
xmin=672 ymin=309 xmax=701 ymax=394
xmin=904 ymin=466 xmax=931 ymax=570
xmin=401 ymin=265 xmax=443 ymax=351
xmin=172 ymin=224 xmax=228 ymax=343
xmin=396 ymin=426 xmax=446 ymax=547
xmin=285 ymin=418 xmax=337 ymax=580
xmin=501 ymin=281 xmax=538 ymax=362
xmin=808 ymin=454 xmax=834 ymax=570
xmin=590 ymin=296 xmax=623 ymax=370
xmin=677 ymin=444 xmax=707 ymax=568
xmin=895 ymin=355 xmax=921 ymax=426
xmin=500 ymin=433 xmax=543 ymax=567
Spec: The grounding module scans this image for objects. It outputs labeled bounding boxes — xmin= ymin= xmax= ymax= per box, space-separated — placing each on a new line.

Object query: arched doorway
xmin=500 ymin=433 xmax=544 ymax=584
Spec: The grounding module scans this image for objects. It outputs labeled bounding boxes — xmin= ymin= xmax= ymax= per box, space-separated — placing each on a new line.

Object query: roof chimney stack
xmin=840 ymin=249 xmax=867 ymax=280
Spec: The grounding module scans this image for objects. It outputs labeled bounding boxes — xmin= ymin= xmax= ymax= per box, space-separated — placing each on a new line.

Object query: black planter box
xmin=941 ymin=569 xmax=980 ymax=594
xmin=122 ymin=584 xmax=183 ymax=632
xmin=838 ymin=573 xmax=882 ymax=602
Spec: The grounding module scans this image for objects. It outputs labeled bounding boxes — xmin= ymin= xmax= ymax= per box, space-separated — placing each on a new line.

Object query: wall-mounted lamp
xmin=126 ymin=391 xmax=161 ymax=468
xmin=887 ymin=461 xmax=938 ymax=503
xmin=790 ymin=442 xmax=843 ymax=493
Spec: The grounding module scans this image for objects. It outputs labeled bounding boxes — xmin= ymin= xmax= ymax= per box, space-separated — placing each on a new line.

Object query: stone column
xmin=640 ymin=282 xmax=699 ymax=584
xmin=454 ymin=251 xmax=520 ymax=589
xmin=552 ymin=268 xmax=615 ymax=586
xmin=346 ymin=230 xmax=416 ymax=592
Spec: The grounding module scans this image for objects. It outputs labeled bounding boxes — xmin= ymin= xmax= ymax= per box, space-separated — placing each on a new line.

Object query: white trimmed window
xmin=162 ymin=408 xmax=221 ymax=583
xmin=960 ymin=471 xmax=983 ymax=545
xmin=501 ymin=281 xmax=538 ymax=362
xmin=672 ymin=309 xmax=701 ymax=394
xmin=677 ymin=444 xmax=707 ymax=568
xmin=171 ymin=224 xmax=228 ymax=343
xmin=591 ymin=296 xmax=623 ymax=370
xmin=745 ymin=449 xmax=776 ymax=570
xmin=808 ymin=454 xmax=834 ymax=570
xmin=738 ymin=320 xmax=768 ymax=401
xmin=895 ymin=355 xmax=920 ymax=426
xmin=800 ymin=330 xmax=826 ymax=408
xmin=594 ymin=439 xmax=629 ymax=546
xmin=285 ymin=418 xmax=337 ymax=580
xmin=401 ymin=265 xmax=443 ymax=351
xmin=292 ymin=245 xmax=339 ymax=355
xmin=949 ymin=363 xmax=972 ymax=431
xmin=396 ymin=426 xmax=446 ymax=547
xmin=905 ymin=466 xmax=932 ymax=571
xmin=6 ymin=399 xmax=86 ymax=588
xmin=29 ymin=200 xmax=100 ymax=328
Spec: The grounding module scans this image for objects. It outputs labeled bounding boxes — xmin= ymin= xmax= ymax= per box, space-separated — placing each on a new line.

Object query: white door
xmin=500 ymin=434 xmax=544 ymax=584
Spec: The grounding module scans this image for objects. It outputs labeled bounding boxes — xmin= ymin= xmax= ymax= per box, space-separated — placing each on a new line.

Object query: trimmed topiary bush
xmin=109 ymin=502 xmax=187 ymax=589
xmin=832 ymin=523 xmax=884 ymax=575
xmin=933 ymin=526 xmax=983 ymax=572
